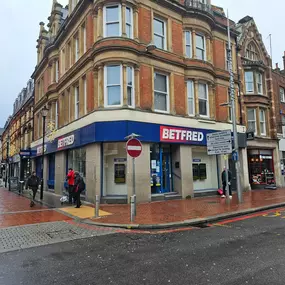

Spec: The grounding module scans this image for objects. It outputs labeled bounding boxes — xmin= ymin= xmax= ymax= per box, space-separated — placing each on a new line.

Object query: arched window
xmin=246 ymin=43 xmax=259 ymax=61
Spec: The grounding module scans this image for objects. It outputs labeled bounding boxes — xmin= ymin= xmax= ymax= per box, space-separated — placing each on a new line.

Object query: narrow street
xmin=1 ymin=206 xmax=285 ymax=284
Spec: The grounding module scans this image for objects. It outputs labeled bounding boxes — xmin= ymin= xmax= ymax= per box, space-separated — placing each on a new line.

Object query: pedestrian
xmin=26 ymin=171 xmax=40 ymax=207
xmin=221 ymin=167 xmax=232 ymax=198
xmin=66 ymin=167 xmax=75 ymax=204
xmin=74 ymin=172 xmax=85 ymax=208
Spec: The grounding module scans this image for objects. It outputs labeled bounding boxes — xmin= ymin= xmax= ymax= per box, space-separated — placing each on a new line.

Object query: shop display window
xmin=67 ymin=148 xmax=86 ymax=178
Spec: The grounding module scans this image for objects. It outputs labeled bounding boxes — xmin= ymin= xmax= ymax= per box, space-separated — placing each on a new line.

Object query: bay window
xmin=256 ymin=72 xmax=263 ymax=94
xmin=154 ymin=17 xmax=167 ymax=50
xmin=104 ymin=65 xmax=122 ymax=107
xmin=154 ymin=72 xmax=169 ymax=112
xmin=245 ymin=71 xmax=254 ymax=93
xmin=247 ymin=108 xmax=256 ymax=133
xmin=198 ymin=83 xmax=208 ymax=116
xmin=104 ymin=5 xmax=121 ymax=37
xmin=259 ymin=109 xmax=266 ymax=136
xmin=127 ymin=66 xmax=134 ymax=107
xmin=185 ymin=31 xmax=192 ymax=58
xmin=196 ymin=34 xmax=206 ymax=60
xmin=125 ymin=6 xmax=133 ymax=38
xmin=187 ymin=80 xmax=195 ymax=115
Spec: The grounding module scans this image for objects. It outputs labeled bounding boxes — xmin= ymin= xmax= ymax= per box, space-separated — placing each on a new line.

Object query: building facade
xmin=236 ymin=16 xmax=281 ymax=189
xmin=1 ymin=80 xmax=34 ymax=181
xmin=31 ymin=0 xmax=250 ymax=203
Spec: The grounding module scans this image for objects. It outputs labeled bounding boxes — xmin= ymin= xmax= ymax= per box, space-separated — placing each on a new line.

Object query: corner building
xmin=31 ymin=0 xmax=248 ymax=203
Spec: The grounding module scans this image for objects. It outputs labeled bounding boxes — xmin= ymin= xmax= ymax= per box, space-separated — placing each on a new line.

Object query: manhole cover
xmin=46 ymin=229 xmax=77 ymax=239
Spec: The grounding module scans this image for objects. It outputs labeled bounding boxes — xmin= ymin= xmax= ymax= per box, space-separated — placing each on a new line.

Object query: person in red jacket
xmin=66 ymin=168 xmax=75 ymax=204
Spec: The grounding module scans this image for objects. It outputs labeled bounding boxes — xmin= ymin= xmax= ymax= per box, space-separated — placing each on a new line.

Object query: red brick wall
xmin=174 ymin=74 xmax=186 ymax=115
xmin=86 ymin=12 xmax=93 ymax=50
xmin=140 ymin=65 xmax=152 ymax=110
xmin=215 ymin=85 xmax=228 ymax=121
xmin=87 ymin=70 xmax=94 ymax=112
xmin=138 ymin=7 xmax=151 ymax=44
xmin=213 ymin=39 xmax=225 ymax=70
xmin=172 ymin=20 xmax=183 ymax=55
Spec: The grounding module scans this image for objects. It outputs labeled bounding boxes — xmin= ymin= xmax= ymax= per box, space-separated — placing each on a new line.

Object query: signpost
xmin=207 ymin=130 xmax=232 ymax=199
xmin=126 ymin=137 xmax=142 ymax=222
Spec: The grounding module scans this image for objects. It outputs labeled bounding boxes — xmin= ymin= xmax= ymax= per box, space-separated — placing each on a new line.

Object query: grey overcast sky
xmin=0 ymin=0 xmax=284 ymax=127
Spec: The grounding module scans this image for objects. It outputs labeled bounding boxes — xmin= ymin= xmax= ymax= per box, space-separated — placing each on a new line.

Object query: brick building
xmin=31 ymin=0 xmax=249 ymax=203
xmin=236 ymin=16 xmax=282 ymax=188
xmin=1 ymin=80 xmax=34 ymax=181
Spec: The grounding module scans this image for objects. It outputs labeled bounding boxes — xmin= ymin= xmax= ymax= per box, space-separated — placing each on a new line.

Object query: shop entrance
xmin=150 ymin=144 xmax=172 ymax=194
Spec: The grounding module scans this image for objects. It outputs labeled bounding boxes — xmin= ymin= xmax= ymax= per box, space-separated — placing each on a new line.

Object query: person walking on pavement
xmin=74 ymin=172 xmax=85 ymax=208
xmin=221 ymin=167 xmax=232 ymax=199
xmin=66 ymin=168 xmax=75 ymax=204
xmin=26 ymin=171 xmax=40 ymax=207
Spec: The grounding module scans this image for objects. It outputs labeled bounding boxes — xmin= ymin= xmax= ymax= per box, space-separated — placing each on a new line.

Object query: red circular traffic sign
xmin=126 ymin=138 xmax=142 ymax=158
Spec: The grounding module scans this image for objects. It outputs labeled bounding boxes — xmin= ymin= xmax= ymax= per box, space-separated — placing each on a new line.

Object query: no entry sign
xmin=126 ymin=138 xmax=142 ymax=158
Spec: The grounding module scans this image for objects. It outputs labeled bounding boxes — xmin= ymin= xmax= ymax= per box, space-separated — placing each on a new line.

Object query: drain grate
xmin=46 ymin=229 xmax=77 ymax=239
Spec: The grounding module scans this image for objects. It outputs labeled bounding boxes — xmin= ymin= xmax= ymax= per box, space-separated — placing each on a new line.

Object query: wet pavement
xmin=91 ymin=189 xmax=285 ymax=225
xmin=1 ymin=208 xmax=285 ymax=284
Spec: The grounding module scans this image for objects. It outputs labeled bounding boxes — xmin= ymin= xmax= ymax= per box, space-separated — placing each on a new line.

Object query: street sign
xmin=207 ymin=130 xmax=232 ymax=155
xmin=126 ymin=138 xmax=142 ymax=158
xmin=232 ymin=151 xmax=239 ymax=161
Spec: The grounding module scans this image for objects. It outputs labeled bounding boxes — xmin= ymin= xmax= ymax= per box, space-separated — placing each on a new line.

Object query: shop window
xmin=67 ymin=148 xmax=86 ymax=178
xmin=185 ymin=31 xmax=192 ymax=58
xmin=196 ymin=33 xmax=206 ymax=60
xmin=245 ymin=71 xmax=254 ymax=93
xmin=198 ymin=83 xmax=208 ymax=117
xmin=104 ymin=4 xmax=121 ymax=37
xmin=187 ymin=80 xmax=195 ymax=116
xmin=192 ymin=163 xmax=207 ymax=180
xmin=104 ymin=65 xmax=122 ymax=107
xmin=154 ymin=72 xmax=169 ymax=112
xmin=153 ymin=17 xmax=167 ymax=50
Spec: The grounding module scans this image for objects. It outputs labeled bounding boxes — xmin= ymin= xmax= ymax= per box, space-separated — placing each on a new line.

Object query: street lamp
xmin=40 ymin=105 xmax=48 ymax=200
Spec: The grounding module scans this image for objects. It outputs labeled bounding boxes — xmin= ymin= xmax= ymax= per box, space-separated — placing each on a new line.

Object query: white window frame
xmin=198 ymin=83 xmax=209 ymax=117
xmin=185 ymin=31 xmax=192 ymax=58
xmin=75 ymin=36 xmax=80 ymax=62
xmin=196 ymin=33 xmax=206 ymax=61
xmin=245 ymin=71 xmax=254 ymax=94
xmin=154 ymin=72 xmax=169 ymax=113
xmin=153 ymin=17 xmax=167 ymax=50
xmin=127 ymin=66 xmax=135 ymax=108
xmin=74 ymin=85 xmax=80 ymax=119
xmin=247 ymin=108 xmax=257 ymax=134
xmin=256 ymin=72 xmax=263 ymax=95
xmin=187 ymin=80 xmax=195 ymax=116
xmin=104 ymin=65 xmax=123 ymax=107
xmin=259 ymin=109 xmax=266 ymax=136
xmin=83 ymin=76 xmax=87 ymax=115
xmin=280 ymin=87 xmax=285 ymax=103
xmin=125 ymin=6 xmax=133 ymax=39
xmin=103 ymin=4 xmax=122 ymax=38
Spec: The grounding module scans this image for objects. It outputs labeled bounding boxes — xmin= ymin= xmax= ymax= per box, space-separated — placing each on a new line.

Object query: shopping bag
xmin=217 ymin=188 xmax=223 ymax=195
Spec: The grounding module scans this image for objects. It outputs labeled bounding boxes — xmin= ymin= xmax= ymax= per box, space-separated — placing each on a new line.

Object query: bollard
xmin=95 ymin=195 xmax=100 ymax=218
xmin=130 ymin=195 xmax=135 ymax=222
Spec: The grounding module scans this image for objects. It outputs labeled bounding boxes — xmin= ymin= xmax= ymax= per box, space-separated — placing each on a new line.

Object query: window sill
xmin=154 ymin=109 xmax=170 ymax=114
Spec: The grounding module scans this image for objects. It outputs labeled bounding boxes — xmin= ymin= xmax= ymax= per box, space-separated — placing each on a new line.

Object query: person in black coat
xmin=221 ymin=168 xmax=232 ymax=198
xmin=26 ymin=171 xmax=40 ymax=207
xmin=74 ymin=172 xmax=84 ymax=208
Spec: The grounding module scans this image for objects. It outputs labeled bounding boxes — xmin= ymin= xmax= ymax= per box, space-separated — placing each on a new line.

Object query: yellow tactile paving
xmin=60 ymin=205 xmax=112 ymax=219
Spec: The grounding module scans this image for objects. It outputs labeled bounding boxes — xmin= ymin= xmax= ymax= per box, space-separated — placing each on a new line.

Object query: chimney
xmin=283 ymin=51 xmax=285 ymax=70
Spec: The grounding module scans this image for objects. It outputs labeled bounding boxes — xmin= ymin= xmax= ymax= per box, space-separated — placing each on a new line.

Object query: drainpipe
xmin=235 ymin=35 xmax=243 ymax=125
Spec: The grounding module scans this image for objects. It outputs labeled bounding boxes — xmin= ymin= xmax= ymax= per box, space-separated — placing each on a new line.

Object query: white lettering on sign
xmin=161 ymin=127 xmax=204 ymax=142
xmin=57 ymin=134 xmax=75 ymax=149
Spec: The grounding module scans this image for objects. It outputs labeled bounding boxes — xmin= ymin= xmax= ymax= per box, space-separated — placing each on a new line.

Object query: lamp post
xmin=40 ymin=105 xmax=48 ymax=200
